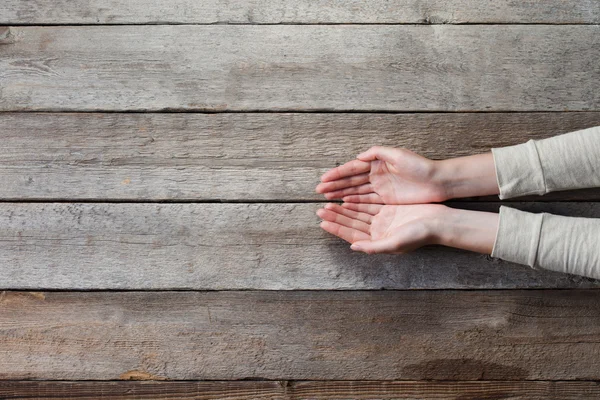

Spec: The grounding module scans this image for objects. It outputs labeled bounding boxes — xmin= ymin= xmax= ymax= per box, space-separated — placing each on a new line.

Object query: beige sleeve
xmin=491 ymin=206 xmax=600 ymax=279
xmin=491 ymin=125 xmax=600 ymax=200
xmin=489 ymin=126 xmax=600 ymax=279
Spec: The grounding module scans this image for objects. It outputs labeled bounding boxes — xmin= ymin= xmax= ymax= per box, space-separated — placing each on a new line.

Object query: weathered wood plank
xmin=2 ymin=290 xmax=600 ymax=380
xmin=2 ymin=0 xmax=599 ymax=24
xmin=2 ymin=380 xmax=600 ymax=399
xmin=0 ymin=27 xmax=15 ymax=45
xmin=1 ymin=26 xmax=599 ymax=112
xmin=1 ymin=112 xmax=600 ymax=201
xmin=0 ymin=202 xmax=598 ymax=290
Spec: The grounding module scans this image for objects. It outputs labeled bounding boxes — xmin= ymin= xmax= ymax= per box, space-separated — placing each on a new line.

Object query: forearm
xmin=430 ymin=206 xmax=499 ymax=255
xmin=431 ymin=125 xmax=600 ymax=201
xmin=429 ymin=205 xmax=600 ymax=280
xmin=433 ymin=152 xmax=500 ymax=200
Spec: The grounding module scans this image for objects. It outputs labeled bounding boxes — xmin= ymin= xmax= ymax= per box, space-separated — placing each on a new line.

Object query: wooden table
xmin=1 ymin=1 xmax=600 ymax=398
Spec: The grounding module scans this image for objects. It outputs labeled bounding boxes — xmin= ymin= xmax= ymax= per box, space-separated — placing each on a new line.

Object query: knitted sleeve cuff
xmin=491 ymin=206 xmax=544 ymax=269
xmin=491 ymin=140 xmax=547 ymax=200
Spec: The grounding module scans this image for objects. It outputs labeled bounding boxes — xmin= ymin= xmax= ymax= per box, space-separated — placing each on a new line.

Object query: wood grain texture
xmin=2 ymin=0 xmax=599 ymax=24
xmin=0 ymin=27 xmax=15 ymax=45
xmin=1 ymin=26 xmax=599 ymax=112
xmin=3 ymin=290 xmax=600 ymax=380
xmin=1 ymin=112 xmax=600 ymax=201
xmin=0 ymin=202 xmax=599 ymax=290
xmin=2 ymin=380 xmax=600 ymax=400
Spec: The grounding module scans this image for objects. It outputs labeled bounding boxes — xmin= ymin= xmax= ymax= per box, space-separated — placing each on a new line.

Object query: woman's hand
xmin=317 ymin=202 xmax=499 ymax=255
xmin=316 ymin=147 xmax=447 ymax=204
xmin=317 ymin=202 xmax=445 ymax=253
xmin=316 ymin=147 xmax=500 ymax=204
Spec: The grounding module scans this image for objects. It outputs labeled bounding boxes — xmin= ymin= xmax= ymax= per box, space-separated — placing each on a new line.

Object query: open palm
xmin=316 ymin=146 xmax=447 ymax=204
xmin=316 ymin=147 xmax=447 ymax=204
xmin=317 ymin=202 xmax=447 ymax=254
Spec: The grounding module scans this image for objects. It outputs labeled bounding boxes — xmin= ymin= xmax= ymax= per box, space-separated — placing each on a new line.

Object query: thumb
xmin=356 ymin=146 xmax=400 ymax=165
xmin=350 ymin=236 xmax=401 ymax=254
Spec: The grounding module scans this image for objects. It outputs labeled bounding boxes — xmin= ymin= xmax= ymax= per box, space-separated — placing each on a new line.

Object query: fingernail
xmin=350 ymin=244 xmax=362 ymax=251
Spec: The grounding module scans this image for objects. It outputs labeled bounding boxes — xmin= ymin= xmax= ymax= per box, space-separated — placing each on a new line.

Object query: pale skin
xmin=315 ymin=147 xmax=501 ymax=255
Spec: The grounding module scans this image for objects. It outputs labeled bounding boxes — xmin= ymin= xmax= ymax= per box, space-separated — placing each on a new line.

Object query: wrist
xmin=432 ymin=152 xmax=500 ymax=200
xmin=429 ymin=206 xmax=499 ymax=255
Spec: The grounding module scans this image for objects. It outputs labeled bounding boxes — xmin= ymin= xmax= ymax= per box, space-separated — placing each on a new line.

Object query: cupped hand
xmin=317 ymin=202 xmax=449 ymax=254
xmin=316 ymin=147 xmax=448 ymax=204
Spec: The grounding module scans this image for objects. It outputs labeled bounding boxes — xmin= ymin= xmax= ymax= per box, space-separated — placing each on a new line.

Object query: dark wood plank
xmin=2 ymin=290 xmax=600 ymax=380
xmin=1 ymin=112 xmax=599 ymax=201
xmin=1 ymin=26 xmax=599 ymax=112
xmin=0 ymin=381 xmax=284 ymax=399
xmin=0 ymin=202 xmax=599 ymax=290
xmin=1 ymin=0 xmax=599 ymax=24
xmin=2 ymin=380 xmax=600 ymax=399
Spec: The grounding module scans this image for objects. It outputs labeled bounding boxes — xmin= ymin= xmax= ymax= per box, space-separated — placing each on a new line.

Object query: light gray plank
xmin=1 ymin=0 xmax=599 ymax=24
xmin=0 ymin=202 xmax=598 ymax=290
xmin=2 ymin=380 xmax=600 ymax=399
xmin=1 ymin=26 xmax=599 ymax=112
xmin=1 ymin=112 xmax=600 ymax=201
xmin=2 ymin=290 xmax=600 ymax=380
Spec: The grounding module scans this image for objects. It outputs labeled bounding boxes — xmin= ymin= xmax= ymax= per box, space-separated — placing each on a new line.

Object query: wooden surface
xmin=0 ymin=202 xmax=599 ymax=290
xmin=2 ymin=0 xmax=599 ymax=24
xmin=1 ymin=26 xmax=599 ymax=112
xmin=3 ymin=290 xmax=600 ymax=380
xmin=1 ymin=112 xmax=600 ymax=201
xmin=2 ymin=380 xmax=600 ymax=400
xmin=2 ymin=0 xmax=600 ymax=397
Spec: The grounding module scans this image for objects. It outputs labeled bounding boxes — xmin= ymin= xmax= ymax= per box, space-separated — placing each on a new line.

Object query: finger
xmin=317 ymin=208 xmax=371 ymax=234
xmin=356 ymin=146 xmax=399 ymax=164
xmin=320 ymin=221 xmax=370 ymax=243
xmin=341 ymin=202 xmax=384 ymax=216
xmin=316 ymin=173 xmax=370 ymax=194
xmin=342 ymin=193 xmax=384 ymax=204
xmin=351 ymin=236 xmax=401 ymax=254
xmin=320 ymin=160 xmax=370 ymax=182
xmin=324 ymin=183 xmax=374 ymax=200
xmin=324 ymin=203 xmax=373 ymax=224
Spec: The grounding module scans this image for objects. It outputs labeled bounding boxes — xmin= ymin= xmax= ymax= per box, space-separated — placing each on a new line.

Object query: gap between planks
xmin=3 ymin=23 xmax=600 ymax=26
xmin=4 ymin=109 xmax=600 ymax=114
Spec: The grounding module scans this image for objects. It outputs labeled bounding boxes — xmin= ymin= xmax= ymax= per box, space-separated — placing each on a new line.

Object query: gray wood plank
xmin=2 ymin=112 xmax=600 ymax=201
xmin=0 ymin=27 xmax=15 ymax=45
xmin=2 ymin=380 xmax=600 ymax=399
xmin=2 ymin=290 xmax=600 ymax=380
xmin=1 ymin=0 xmax=599 ymax=24
xmin=0 ymin=202 xmax=598 ymax=290
xmin=1 ymin=26 xmax=599 ymax=112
